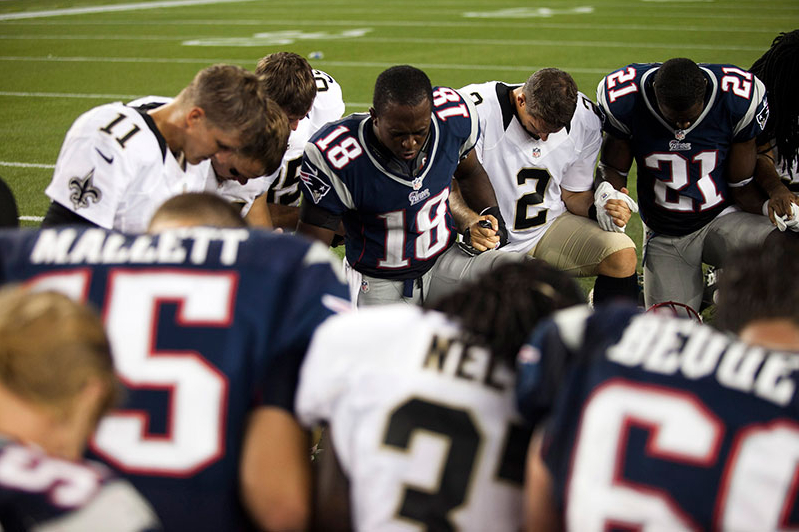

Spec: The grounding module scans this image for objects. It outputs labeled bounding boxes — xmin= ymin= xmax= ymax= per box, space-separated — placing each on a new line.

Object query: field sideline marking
xmin=0 ymin=161 xmax=55 ymax=169
xmin=0 ymin=90 xmax=141 ymax=100
xmin=0 ymin=91 xmax=370 ymax=109
xmin=0 ymin=33 xmax=768 ymax=52
xmin=0 ymin=0 xmax=259 ymax=21
xmin=0 ymin=19 xmax=789 ymax=34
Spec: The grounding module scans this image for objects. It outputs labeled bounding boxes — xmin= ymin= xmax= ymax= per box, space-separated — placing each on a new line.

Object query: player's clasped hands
xmin=594 ymin=182 xmax=638 ymax=233
xmin=465 ymin=215 xmax=501 ymax=251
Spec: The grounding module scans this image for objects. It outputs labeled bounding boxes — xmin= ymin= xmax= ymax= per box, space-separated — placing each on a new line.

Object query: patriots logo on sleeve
xmin=300 ymin=165 xmax=331 ymax=204
xmin=68 ymin=168 xmax=102 ymax=209
xmin=757 ymin=96 xmax=770 ymax=131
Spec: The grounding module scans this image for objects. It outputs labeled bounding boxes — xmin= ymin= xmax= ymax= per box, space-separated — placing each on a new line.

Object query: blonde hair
xmin=0 ymin=287 xmax=119 ymax=420
xmin=178 ymin=63 xmax=290 ymax=174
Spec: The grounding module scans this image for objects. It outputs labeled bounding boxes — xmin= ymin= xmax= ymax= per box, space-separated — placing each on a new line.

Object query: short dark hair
xmin=654 ymin=58 xmax=707 ymax=111
xmin=750 ymin=30 xmax=799 ymax=177
xmin=148 ymin=192 xmax=247 ymax=231
xmin=373 ymin=65 xmax=433 ymax=115
xmin=427 ymin=259 xmax=585 ymax=367
xmin=714 ymin=237 xmax=799 ymax=333
xmin=256 ymin=52 xmax=317 ymax=119
xmin=522 ymin=68 xmax=578 ymax=129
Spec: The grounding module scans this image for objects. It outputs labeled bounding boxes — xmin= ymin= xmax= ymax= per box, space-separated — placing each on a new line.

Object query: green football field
xmin=0 ymin=0 xmax=796 ymax=276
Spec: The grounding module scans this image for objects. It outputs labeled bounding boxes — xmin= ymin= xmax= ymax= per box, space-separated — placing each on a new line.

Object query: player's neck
xmin=0 ymin=386 xmax=64 ymax=458
xmin=147 ymin=102 xmax=185 ymax=161
xmin=739 ymin=318 xmax=799 ymax=351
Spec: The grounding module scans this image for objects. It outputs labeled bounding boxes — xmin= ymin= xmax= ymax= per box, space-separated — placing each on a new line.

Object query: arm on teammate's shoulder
xmin=753 ymin=145 xmax=798 ymax=221
xmin=240 ymin=406 xmax=312 ymax=532
xmin=41 ymin=201 xmax=100 ymax=228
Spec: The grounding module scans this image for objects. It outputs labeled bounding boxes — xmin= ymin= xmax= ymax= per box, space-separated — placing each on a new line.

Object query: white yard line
xmin=0 ymin=19 xmax=788 ymax=34
xmin=0 ymin=91 xmax=141 ymax=99
xmin=0 ymin=161 xmax=55 ymax=169
xmin=0 ymin=91 xmax=369 ymax=107
xmin=0 ymin=0 xmax=259 ymax=21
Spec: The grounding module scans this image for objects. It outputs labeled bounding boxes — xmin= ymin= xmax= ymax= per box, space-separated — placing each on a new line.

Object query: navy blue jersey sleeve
xmin=259 ymin=241 xmax=350 ymax=412
xmin=596 ymin=64 xmax=653 ymax=140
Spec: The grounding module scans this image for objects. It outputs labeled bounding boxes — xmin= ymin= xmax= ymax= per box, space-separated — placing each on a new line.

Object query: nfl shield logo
xmin=532 ymin=147 xmax=541 ymax=158
xmin=675 ymin=129 xmax=686 ymax=141
xmin=360 ymin=279 xmax=370 ymax=293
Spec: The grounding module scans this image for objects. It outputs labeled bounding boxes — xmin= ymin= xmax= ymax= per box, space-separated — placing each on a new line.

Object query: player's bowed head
xmin=0 ymin=287 xmax=120 ymax=460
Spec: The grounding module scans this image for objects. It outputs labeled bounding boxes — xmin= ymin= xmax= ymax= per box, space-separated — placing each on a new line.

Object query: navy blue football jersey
xmin=517 ymin=305 xmax=799 ymax=530
xmin=597 ymin=63 xmax=769 ymax=236
xmin=0 ymin=437 xmax=160 ymax=531
xmin=299 ymin=86 xmax=480 ymax=279
xmin=0 ymin=226 xmax=349 ymax=531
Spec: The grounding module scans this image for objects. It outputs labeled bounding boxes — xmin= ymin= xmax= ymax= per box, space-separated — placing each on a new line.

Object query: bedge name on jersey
xmin=608 ymin=314 xmax=799 ymax=406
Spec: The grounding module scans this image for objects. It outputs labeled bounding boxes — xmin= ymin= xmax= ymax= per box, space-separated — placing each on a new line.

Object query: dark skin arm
xmin=297 ymin=220 xmax=336 ymax=246
xmin=450 ymin=150 xmax=502 ymax=250
xmin=310 ymin=429 xmax=352 ymax=531
xmin=727 ymin=138 xmax=771 ymax=215
xmin=754 ymin=144 xmax=798 ymax=221
xmin=595 ymin=134 xmax=633 ymax=190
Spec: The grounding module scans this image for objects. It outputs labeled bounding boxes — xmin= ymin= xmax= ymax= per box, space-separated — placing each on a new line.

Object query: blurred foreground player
xmin=519 ymin=237 xmax=799 ymax=531
xmin=0 ymin=225 xmax=349 ymax=531
xmin=296 ymin=260 xmax=583 ymax=530
xmin=0 ymin=287 xmax=159 ymax=531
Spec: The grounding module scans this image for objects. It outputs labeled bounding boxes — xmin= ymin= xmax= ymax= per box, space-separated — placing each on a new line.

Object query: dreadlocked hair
xmin=750 ymin=30 xmax=799 ymax=176
xmin=426 ymin=259 xmax=585 ymax=368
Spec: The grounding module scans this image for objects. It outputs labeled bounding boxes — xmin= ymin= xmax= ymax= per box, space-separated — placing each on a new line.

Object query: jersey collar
xmin=642 ymin=66 xmax=718 ymax=139
xmin=130 ymin=102 xmax=169 ymax=162
xmin=360 ymin=115 xmax=437 ymax=187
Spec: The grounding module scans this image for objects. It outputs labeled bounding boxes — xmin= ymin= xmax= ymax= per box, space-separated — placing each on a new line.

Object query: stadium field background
xmin=1 ymin=0 xmax=796 ymax=291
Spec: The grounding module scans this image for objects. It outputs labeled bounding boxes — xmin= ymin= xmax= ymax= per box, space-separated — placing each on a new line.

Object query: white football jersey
xmin=459 ymin=82 xmax=602 ymax=253
xmin=45 ymin=98 xmax=209 ymax=233
xmin=296 ymin=305 xmax=528 ymax=532
xmin=214 ymin=69 xmax=345 ymax=214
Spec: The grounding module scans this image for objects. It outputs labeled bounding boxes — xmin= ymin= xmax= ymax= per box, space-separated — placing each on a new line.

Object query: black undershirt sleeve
xmin=299 ymin=200 xmax=343 ymax=232
xmin=41 ymin=201 xmax=99 ymax=228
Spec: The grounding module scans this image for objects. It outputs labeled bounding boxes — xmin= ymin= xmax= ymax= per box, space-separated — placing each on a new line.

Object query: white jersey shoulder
xmin=46 ymin=98 xmax=209 ymax=233
xmin=459 ymin=81 xmax=603 ymax=253
xmin=216 ymin=70 xmax=346 ymax=213
xmin=296 ymin=304 xmax=525 ymax=532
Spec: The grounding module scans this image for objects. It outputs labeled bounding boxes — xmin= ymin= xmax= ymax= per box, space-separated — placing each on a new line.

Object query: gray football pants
xmin=643 ymin=211 xmax=775 ymax=311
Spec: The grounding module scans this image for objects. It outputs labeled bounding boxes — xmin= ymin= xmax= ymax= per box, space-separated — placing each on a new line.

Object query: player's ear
xmin=186 ymin=106 xmax=206 ymax=126
xmin=368 ymin=107 xmax=377 ymax=121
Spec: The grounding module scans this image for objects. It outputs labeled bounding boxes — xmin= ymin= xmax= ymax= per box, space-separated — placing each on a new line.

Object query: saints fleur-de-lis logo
xmin=68 ymin=169 xmax=102 ymax=210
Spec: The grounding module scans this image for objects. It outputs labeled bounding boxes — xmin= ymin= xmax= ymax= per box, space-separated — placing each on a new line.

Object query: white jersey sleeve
xmin=458 ymin=82 xmax=602 ymax=253
xmin=296 ymin=304 xmax=527 ymax=532
xmin=45 ymin=100 xmax=208 ymax=233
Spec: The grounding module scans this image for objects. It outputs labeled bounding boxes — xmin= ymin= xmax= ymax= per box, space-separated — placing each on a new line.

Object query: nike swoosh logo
xmin=95 ymin=148 xmax=114 ymax=164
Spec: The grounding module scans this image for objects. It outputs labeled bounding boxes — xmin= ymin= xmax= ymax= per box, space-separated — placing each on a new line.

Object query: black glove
xmin=480 ymin=206 xmax=509 ymax=248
